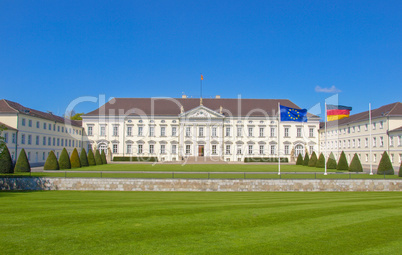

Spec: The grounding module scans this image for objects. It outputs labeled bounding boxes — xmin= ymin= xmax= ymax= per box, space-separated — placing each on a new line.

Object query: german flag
xmin=327 ymin=104 xmax=352 ymax=121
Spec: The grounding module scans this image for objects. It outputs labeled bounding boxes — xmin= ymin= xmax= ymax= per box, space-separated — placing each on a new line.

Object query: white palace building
xmin=81 ymin=96 xmax=321 ymax=162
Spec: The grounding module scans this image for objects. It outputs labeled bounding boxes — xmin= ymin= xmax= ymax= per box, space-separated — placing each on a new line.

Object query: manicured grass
xmin=0 ymin=191 xmax=401 ymax=254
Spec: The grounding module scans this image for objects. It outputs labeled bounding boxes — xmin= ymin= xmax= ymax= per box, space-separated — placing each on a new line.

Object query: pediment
xmin=180 ymin=105 xmax=224 ymax=119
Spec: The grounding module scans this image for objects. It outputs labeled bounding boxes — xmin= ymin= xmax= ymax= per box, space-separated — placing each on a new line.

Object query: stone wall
xmin=1 ymin=177 xmax=402 ymax=191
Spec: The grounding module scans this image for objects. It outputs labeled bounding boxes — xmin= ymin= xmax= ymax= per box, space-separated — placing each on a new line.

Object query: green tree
xmin=349 ymin=153 xmax=363 ymax=172
xmin=303 ymin=152 xmax=310 ymax=166
xmin=0 ymin=124 xmax=6 ymax=151
xmin=377 ymin=151 xmax=394 ymax=175
xmin=316 ymin=153 xmax=325 ymax=168
xmin=399 ymin=161 xmax=402 ymax=177
xmin=326 ymin=152 xmax=337 ymax=169
xmin=0 ymin=144 xmax=13 ymax=173
xmin=337 ymin=151 xmax=349 ymax=171
xmin=44 ymin=151 xmax=59 ymax=170
xmin=296 ymin=153 xmax=303 ymax=165
xmin=87 ymin=149 xmax=96 ymax=166
xmin=101 ymin=150 xmax=107 ymax=164
xmin=308 ymin=152 xmax=317 ymax=167
xmin=71 ymin=113 xmax=84 ymax=120
xmin=59 ymin=148 xmax=71 ymax=170
xmin=80 ymin=148 xmax=89 ymax=167
xmin=95 ymin=150 xmax=103 ymax=165
xmin=70 ymin=148 xmax=81 ymax=168
xmin=14 ymin=148 xmax=31 ymax=172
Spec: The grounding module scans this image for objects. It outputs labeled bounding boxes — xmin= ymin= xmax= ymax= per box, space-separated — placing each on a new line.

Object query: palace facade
xmin=81 ymin=96 xmax=321 ymax=162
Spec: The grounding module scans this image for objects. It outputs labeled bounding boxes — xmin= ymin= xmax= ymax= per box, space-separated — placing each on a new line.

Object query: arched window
xmin=295 ymin=144 xmax=304 ymax=157
xmin=98 ymin=143 xmax=108 ymax=155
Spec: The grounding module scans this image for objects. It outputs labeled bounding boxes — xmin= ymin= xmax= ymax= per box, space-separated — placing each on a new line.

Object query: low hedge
xmin=113 ymin=156 xmax=158 ymax=162
xmin=244 ymin=157 xmax=289 ymax=163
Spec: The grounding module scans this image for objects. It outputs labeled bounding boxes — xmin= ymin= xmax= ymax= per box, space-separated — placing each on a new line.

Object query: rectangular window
xmin=68 ymin=139 xmax=71 ymax=147
xmin=58 ymin=126 xmax=60 ymax=132
xmin=309 ymin=128 xmax=314 ymax=137
xmin=53 ymin=124 xmax=56 ymax=131
xmin=28 ymin=135 xmax=32 ymax=145
xmin=53 ymin=138 xmax=55 ymax=146
xmin=161 ymin=127 xmax=166 ymax=137
xmin=88 ymin=126 xmax=93 ymax=136
xmin=127 ymin=145 xmax=132 ymax=154
xmin=186 ymin=127 xmax=191 ymax=137
xmin=358 ymin=139 xmax=361 ymax=148
xmin=390 ymin=136 xmax=394 ymax=147
xmin=248 ymin=145 xmax=253 ymax=155
xmin=237 ymin=127 xmax=242 ymax=137
xmin=284 ymin=127 xmax=289 ymax=137
xmin=57 ymin=138 xmax=60 ymax=146
xmin=237 ymin=146 xmax=242 ymax=155
xmin=22 ymin=118 xmax=26 ymax=126
xmin=172 ymin=127 xmax=177 ymax=136
xmin=212 ymin=127 xmax=217 ymax=137
xmin=43 ymin=152 xmax=46 ymax=160
xmin=399 ymin=136 xmax=401 ymax=146
xmin=61 ymin=139 xmax=64 ymax=147
xmin=21 ymin=134 xmax=25 ymax=144
xmin=27 ymin=152 xmax=30 ymax=161
xmin=138 ymin=144 xmax=143 ymax=154
xmin=225 ymin=145 xmax=231 ymax=155
xmin=380 ymin=136 xmax=384 ymax=147
xmin=212 ymin=145 xmax=217 ymax=155
xmin=284 ymin=145 xmax=289 ymax=155
xmin=270 ymin=127 xmax=275 ymax=137
xmin=297 ymin=127 xmax=302 ymax=137
xmin=365 ymin=138 xmax=368 ymax=147
xmin=49 ymin=125 xmax=51 ymax=131
xmin=357 ymin=125 xmax=360 ymax=132
xmin=380 ymin=121 xmax=383 ymax=129
xmin=48 ymin=137 xmax=51 ymax=146
xmin=113 ymin=126 xmax=118 ymax=136
xmin=374 ymin=154 xmax=377 ymax=162
xmin=198 ymin=127 xmax=203 ymax=137
xmin=149 ymin=126 xmax=154 ymax=137
xmin=186 ymin=145 xmax=191 ymax=154
xmin=248 ymin=127 xmax=253 ymax=137
xmin=4 ymin=133 xmax=8 ymax=143
xmin=365 ymin=154 xmax=368 ymax=162
xmin=373 ymin=137 xmax=377 ymax=147
xmin=352 ymin=126 xmax=355 ymax=133
xmin=28 ymin=120 xmax=32 ymax=127
xmin=259 ymin=145 xmax=264 ymax=155
xmin=138 ymin=126 xmax=143 ymax=136
xmin=36 ymin=121 xmax=40 ymax=128
xmin=172 ymin=145 xmax=177 ymax=154
xmin=352 ymin=139 xmax=355 ymax=148
xmin=270 ymin=145 xmax=275 ymax=155
xmin=149 ymin=144 xmax=154 ymax=154
xmin=43 ymin=123 xmax=46 ymax=129
xmin=259 ymin=127 xmax=264 ymax=137
xmin=113 ymin=144 xmax=118 ymax=153
xmin=390 ymin=154 xmax=394 ymax=163
xmin=226 ymin=127 xmax=231 ymax=137
xmin=127 ymin=126 xmax=132 ymax=136
xmin=160 ymin=145 xmax=166 ymax=154
xmin=100 ymin=126 xmax=106 ymax=136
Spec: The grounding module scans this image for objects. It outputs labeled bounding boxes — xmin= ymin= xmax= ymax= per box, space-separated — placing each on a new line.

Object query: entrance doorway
xmin=198 ymin=145 xmax=204 ymax=156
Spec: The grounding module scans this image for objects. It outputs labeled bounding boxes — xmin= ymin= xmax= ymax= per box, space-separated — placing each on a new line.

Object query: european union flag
xmin=280 ymin=105 xmax=308 ymax=122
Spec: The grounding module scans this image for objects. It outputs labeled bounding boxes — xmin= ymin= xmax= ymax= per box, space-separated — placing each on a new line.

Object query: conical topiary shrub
xmin=87 ymin=149 xmax=96 ymax=166
xmin=44 ymin=151 xmax=59 ymax=170
xmin=337 ymin=151 xmax=349 ymax=171
xmin=377 ymin=151 xmax=394 ymax=175
xmin=316 ymin=153 xmax=325 ymax=168
xmin=303 ymin=152 xmax=310 ymax=166
xmin=349 ymin=153 xmax=363 ymax=172
xmin=296 ymin=153 xmax=303 ymax=165
xmin=95 ymin=150 xmax=103 ymax=165
xmin=0 ymin=145 xmax=14 ymax=173
xmin=70 ymin=148 xmax=81 ymax=168
xmin=80 ymin=148 xmax=89 ymax=167
xmin=399 ymin=161 xmax=402 ymax=177
xmin=327 ymin=152 xmax=337 ymax=169
xmin=308 ymin=152 xmax=317 ymax=167
xmin=59 ymin=148 xmax=71 ymax=170
xmin=14 ymin=148 xmax=31 ymax=173
xmin=101 ymin=150 xmax=107 ymax=164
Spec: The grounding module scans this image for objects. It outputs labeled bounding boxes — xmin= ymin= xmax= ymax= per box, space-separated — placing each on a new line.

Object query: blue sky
xmin=1 ymin=0 xmax=401 ymax=117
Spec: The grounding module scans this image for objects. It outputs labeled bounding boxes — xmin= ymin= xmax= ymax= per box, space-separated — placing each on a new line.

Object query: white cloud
xmin=315 ymin=85 xmax=342 ymax=93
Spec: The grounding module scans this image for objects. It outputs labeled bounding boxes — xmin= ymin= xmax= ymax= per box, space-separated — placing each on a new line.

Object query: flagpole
xmin=278 ymin=102 xmax=281 ymax=175
xmin=369 ymin=103 xmax=373 ymax=175
xmin=324 ymin=102 xmax=328 ymax=175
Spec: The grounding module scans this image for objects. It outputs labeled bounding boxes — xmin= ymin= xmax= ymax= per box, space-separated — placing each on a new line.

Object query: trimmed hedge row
xmin=43 ymin=148 xmax=108 ymax=170
xmin=113 ymin=156 xmax=158 ymax=162
xmin=244 ymin=157 xmax=289 ymax=163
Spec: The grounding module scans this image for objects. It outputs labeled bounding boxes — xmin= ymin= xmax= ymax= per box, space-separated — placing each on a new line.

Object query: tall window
xmin=36 ymin=121 xmax=40 ymax=128
xmin=270 ymin=127 xmax=275 ymax=137
xmin=43 ymin=123 xmax=46 ymax=129
xmin=28 ymin=135 xmax=32 ymax=145
xmin=212 ymin=127 xmax=217 ymax=137
xmin=138 ymin=144 xmax=143 ymax=154
xmin=113 ymin=126 xmax=118 ymax=136
xmin=237 ymin=146 xmax=242 ymax=155
xmin=248 ymin=127 xmax=253 ymax=137
xmin=380 ymin=121 xmax=383 ymax=129
xmin=270 ymin=145 xmax=276 ymax=155
xmin=53 ymin=138 xmax=55 ymax=146
xmin=149 ymin=145 xmax=154 ymax=154
xmin=4 ymin=133 xmax=8 ymax=143
xmin=284 ymin=145 xmax=289 ymax=155
xmin=138 ymin=126 xmax=143 ymax=136
xmin=22 ymin=118 xmax=26 ymax=126
xmin=48 ymin=137 xmax=51 ymax=146
xmin=390 ymin=136 xmax=394 ymax=146
xmin=225 ymin=145 xmax=231 ymax=155
xmin=172 ymin=127 xmax=177 ymax=136
xmin=88 ymin=126 xmax=93 ymax=136
xmin=100 ymin=126 xmax=106 ymax=136
xmin=373 ymin=137 xmax=377 ymax=147
xmin=248 ymin=145 xmax=253 ymax=155
xmin=259 ymin=127 xmax=264 ymax=137
xmin=259 ymin=145 xmax=264 ymax=155
xmin=172 ymin=145 xmax=177 ymax=154
xmin=127 ymin=144 xmax=132 ymax=154
xmin=284 ymin=127 xmax=289 ymax=137
xmin=186 ymin=127 xmax=191 ymax=137
xmin=28 ymin=120 xmax=32 ymax=127
xmin=380 ymin=136 xmax=384 ymax=147
xmin=127 ymin=126 xmax=132 ymax=136
xmin=309 ymin=128 xmax=314 ymax=137
xmin=149 ymin=126 xmax=155 ymax=137
xmin=237 ymin=127 xmax=242 ymax=137
xmin=113 ymin=144 xmax=118 ymax=153
xmin=226 ymin=127 xmax=231 ymax=137
xmin=21 ymin=134 xmax=25 ymax=144
xmin=365 ymin=138 xmax=368 ymax=147
xmin=161 ymin=127 xmax=166 ymax=137
xmin=297 ymin=127 xmax=302 ymax=137
xmin=57 ymin=138 xmax=60 ymax=146
xmin=358 ymin=139 xmax=361 ymax=148
xmin=160 ymin=145 xmax=166 ymax=154
xmin=186 ymin=145 xmax=191 ymax=154
xmin=212 ymin=145 xmax=217 ymax=154
xmin=199 ymin=127 xmax=204 ymax=137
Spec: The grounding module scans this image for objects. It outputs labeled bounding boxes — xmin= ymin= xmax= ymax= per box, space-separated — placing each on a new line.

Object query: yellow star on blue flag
xmin=280 ymin=105 xmax=308 ymax=122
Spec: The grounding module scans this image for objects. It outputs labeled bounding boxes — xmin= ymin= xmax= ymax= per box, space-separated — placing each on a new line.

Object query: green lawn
xmin=0 ymin=191 xmax=401 ymax=254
